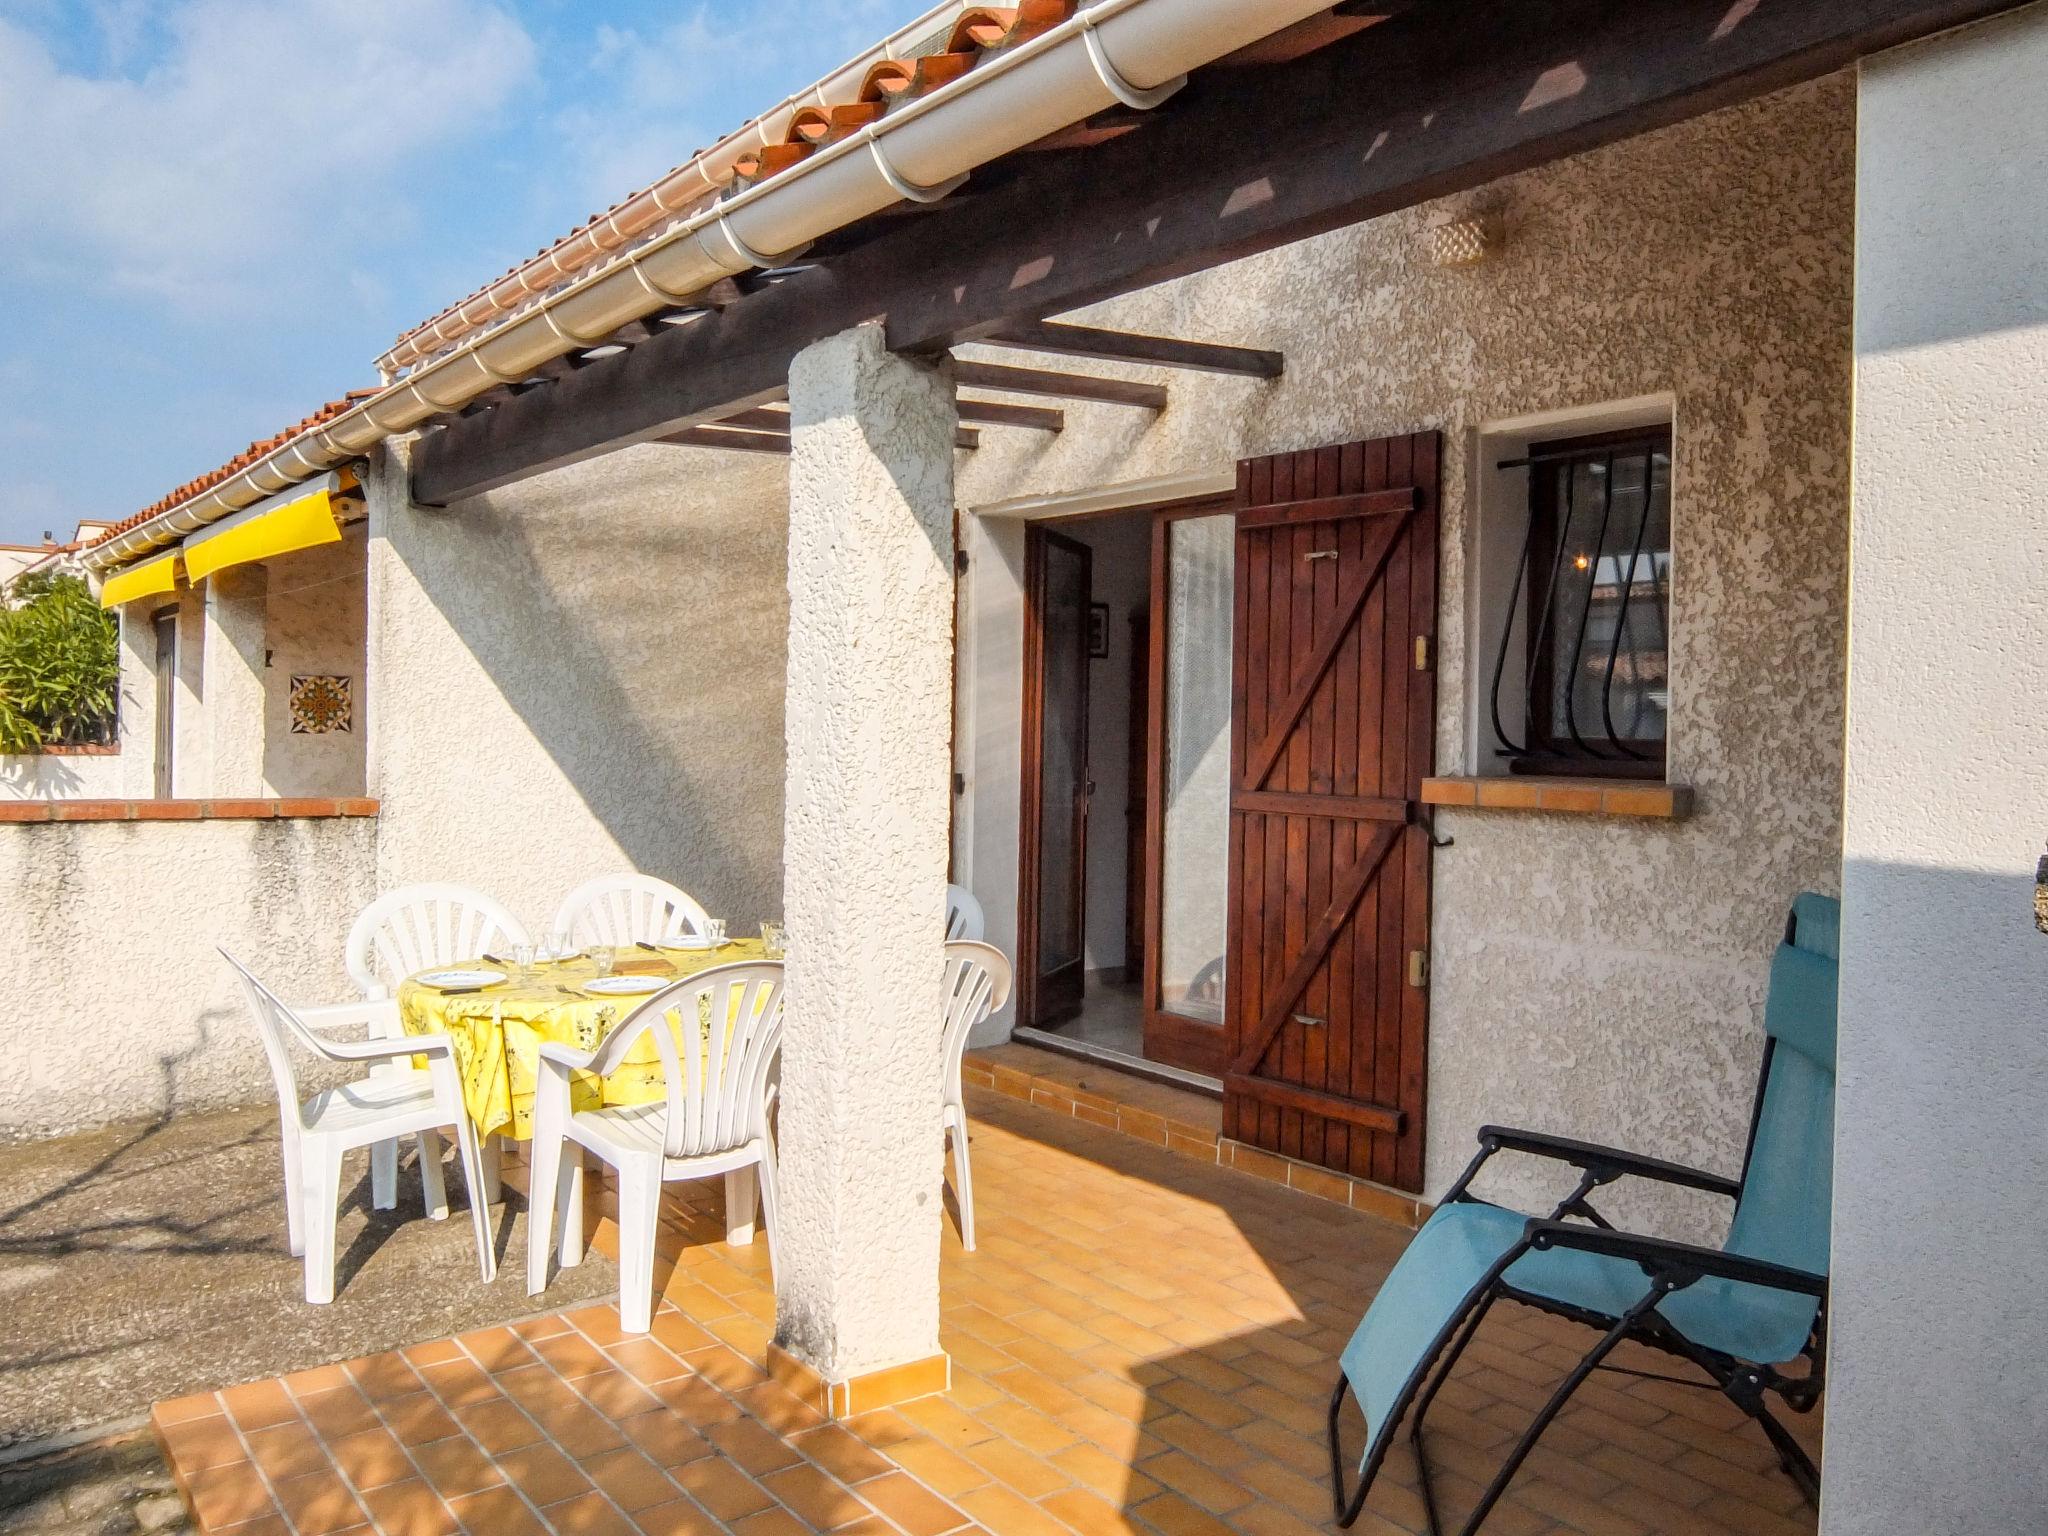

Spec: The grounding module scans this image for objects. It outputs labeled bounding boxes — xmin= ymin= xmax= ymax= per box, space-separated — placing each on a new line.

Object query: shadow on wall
xmin=382 ymin=445 xmax=791 ymax=922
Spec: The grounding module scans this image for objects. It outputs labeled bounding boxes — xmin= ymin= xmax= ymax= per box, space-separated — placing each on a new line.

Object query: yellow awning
xmin=98 ymin=553 xmax=180 ymax=608
xmin=182 ymin=486 xmax=342 ymax=583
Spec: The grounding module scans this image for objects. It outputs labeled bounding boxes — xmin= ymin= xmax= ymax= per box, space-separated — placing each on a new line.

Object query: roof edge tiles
xmin=378 ymin=0 xmax=1074 ymax=377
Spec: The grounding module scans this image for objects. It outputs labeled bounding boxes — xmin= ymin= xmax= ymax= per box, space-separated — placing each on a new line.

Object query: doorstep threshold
xmin=1011 ymin=1026 xmax=1224 ymax=1098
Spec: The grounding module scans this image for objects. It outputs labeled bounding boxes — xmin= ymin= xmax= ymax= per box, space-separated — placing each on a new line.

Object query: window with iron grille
xmin=1487 ymin=427 xmax=1671 ymax=778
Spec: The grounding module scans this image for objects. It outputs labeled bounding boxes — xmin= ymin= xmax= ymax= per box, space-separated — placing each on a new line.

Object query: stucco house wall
xmin=363 ymin=441 xmax=790 ymax=940
xmin=260 ymin=529 xmax=368 ymax=796
xmin=951 ymin=73 xmax=1853 ymax=1225
xmin=0 ymin=817 xmax=375 ymax=1141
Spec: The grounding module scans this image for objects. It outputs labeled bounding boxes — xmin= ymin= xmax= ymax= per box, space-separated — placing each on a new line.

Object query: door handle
xmin=1292 ymin=1012 xmax=1326 ymax=1029
xmin=1304 ymin=550 xmax=1339 ymax=563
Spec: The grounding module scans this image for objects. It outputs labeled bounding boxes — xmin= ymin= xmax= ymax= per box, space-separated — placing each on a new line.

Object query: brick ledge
xmin=0 ymin=797 xmax=378 ymax=823
xmin=964 ymin=1052 xmax=1428 ymax=1230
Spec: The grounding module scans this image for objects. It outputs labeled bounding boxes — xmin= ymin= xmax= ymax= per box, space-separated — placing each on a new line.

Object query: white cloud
xmin=0 ymin=0 xmax=536 ymax=312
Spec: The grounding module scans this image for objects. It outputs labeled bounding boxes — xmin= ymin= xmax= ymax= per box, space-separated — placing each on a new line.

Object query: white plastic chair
xmin=526 ymin=960 xmax=785 ymax=1333
xmin=552 ymin=874 xmax=712 ymax=949
xmin=222 ymin=949 xmax=496 ymax=1303
xmin=340 ymin=884 xmax=531 ymax=1212
xmin=943 ymin=940 xmax=1012 ymax=1251
xmin=946 ymin=883 xmax=986 ymax=941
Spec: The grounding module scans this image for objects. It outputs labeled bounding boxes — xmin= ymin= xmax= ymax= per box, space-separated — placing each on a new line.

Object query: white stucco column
xmin=1829 ymin=12 xmax=2048 ymax=1533
xmin=201 ymin=565 xmax=269 ymax=796
xmin=773 ymin=322 xmax=957 ymax=1402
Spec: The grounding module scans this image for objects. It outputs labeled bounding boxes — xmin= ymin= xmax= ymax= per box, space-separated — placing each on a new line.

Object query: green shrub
xmin=0 ymin=573 xmax=119 ymax=753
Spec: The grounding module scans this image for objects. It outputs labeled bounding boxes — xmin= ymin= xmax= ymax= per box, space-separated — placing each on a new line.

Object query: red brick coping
xmin=0 ymin=797 xmax=378 ymax=823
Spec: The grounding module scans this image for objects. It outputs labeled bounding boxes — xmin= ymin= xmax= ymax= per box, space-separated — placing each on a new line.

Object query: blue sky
xmin=0 ymin=0 xmax=908 ymax=545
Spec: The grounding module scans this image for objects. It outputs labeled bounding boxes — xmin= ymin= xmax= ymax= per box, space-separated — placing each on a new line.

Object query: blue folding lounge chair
xmin=1328 ymin=893 xmax=1836 ymax=1534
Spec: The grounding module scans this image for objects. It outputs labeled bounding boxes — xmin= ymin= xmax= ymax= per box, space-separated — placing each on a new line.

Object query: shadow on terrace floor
xmin=147 ymin=1087 xmax=1821 ymax=1536
xmin=0 ymin=1099 xmax=615 ymax=1452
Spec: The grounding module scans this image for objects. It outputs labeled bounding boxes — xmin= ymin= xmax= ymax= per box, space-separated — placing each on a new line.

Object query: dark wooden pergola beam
xmin=951 ymin=361 xmax=1166 ymax=411
xmin=982 ymin=321 xmax=1282 ymax=379
xmin=414 ymin=0 xmax=2021 ymax=506
xmin=957 ymin=399 xmax=1064 ymax=432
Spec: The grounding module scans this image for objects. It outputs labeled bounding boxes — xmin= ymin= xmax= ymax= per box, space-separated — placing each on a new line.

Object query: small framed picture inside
xmin=1088 ymin=602 xmax=1110 ymax=659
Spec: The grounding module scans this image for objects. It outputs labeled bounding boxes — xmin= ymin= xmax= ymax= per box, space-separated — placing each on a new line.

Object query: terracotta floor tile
xmin=578 ymin=1369 xmax=667 ymax=1422
xmin=731 ymin=1507 xmax=814 ymax=1536
xmin=580 ymin=1447 xmax=684 ymax=1512
xmin=651 ymin=1373 xmax=747 ymax=1427
xmin=221 ymin=1378 xmax=300 ymax=1432
xmin=543 ymin=1489 xmax=640 ymax=1535
xmin=161 ymin=1412 xmax=248 ymax=1473
xmin=963 ymin=1439 xmax=1069 ymax=1501
xmin=794 ymin=1424 xmax=897 ymax=1486
xmin=449 ymin=1485 xmax=549 ymax=1534
xmin=857 ymin=1471 xmax=974 ymax=1536
xmin=270 ymin=1469 xmax=369 ymax=1535
xmin=357 ymin=1477 xmax=461 ymax=1536
xmin=1127 ymin=1490 xmax=1236 ymax=1536
xmin=156 ymin=1390 xmax=224 ymax=1425
xmin=326 ymin=1426 xmax=415 ymax=1491
xmin=759 ymin=1460 xmax=872 ymax=1529
xmin=618 ymin=1410 xmax=716 ymax=1469
xmin=301 ymin=1385 xmax=383 ymax=1441
xmin=672 ymin=1456 xmax=776 ymax=1522
xmin=535 ymin=1333 xmax=614 ymax=1380
xmin=705 ymin=1415 xmax=805 ymax=1476
xmin=383 ymin=1391 xmax=464 ymax=1447
xmin=631 ymin=1499 xmax=727 ymax=1536
xmin=186 ymin=1463 xmax=278 ymax=1529
xmin=608 ymin=1337 xmax=689 ymax=1385
xmin=955 ymin=1484 xmax=1072 ymax=1536
xmin=537 ymin=1403 xmax=631 ymax=1459
xmin=498 ymin=1442 xmax=595 ymax=1506
xmin=1040 ymin=1487 xmax=1145 ymax=1536
xmin=457 ymin=1396 xmax=546 ymax=1456
xmin=459 ymin=1325 xmax=539 ymax=1374
xmin=348 ymin=1353 xmax=424 ymax=1401
xmin=245 ymin=1422 xmax=329 ymax=1483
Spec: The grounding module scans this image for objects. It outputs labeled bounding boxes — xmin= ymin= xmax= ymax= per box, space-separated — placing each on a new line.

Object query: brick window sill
xmin=1420 ymin=776 xmax=1692 ymax=820
xmin=22 ymin=743 xmax=121 ymax=758
xmin=0 ymin=798 xmax=378 ymax=824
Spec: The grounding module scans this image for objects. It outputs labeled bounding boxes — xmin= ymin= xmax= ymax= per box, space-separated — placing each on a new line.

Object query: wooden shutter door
xmin=1224 ymin=432 xmax=1438 ymax=1192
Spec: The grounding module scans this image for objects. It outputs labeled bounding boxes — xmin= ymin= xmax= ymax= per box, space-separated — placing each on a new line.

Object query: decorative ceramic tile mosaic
xmin=288 ymin=674 xmax=352 ymax=734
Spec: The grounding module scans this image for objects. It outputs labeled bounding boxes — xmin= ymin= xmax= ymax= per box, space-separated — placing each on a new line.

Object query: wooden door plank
xmin=1397 ymin=430 xmax=1440 ymax=1191
xmin=1371 ymin=433 xmax=1415 ymax=1186
xmin=1228 ymin=822 xmax=1401 ymax=1078
xmin=1239 ymin=509 xmax=1412 ymax=794
xmin=1234 ymin=487 xmax=1418 ymax=529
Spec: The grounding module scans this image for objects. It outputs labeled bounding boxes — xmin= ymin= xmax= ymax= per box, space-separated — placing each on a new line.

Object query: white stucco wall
xmin=1828 ymin=11 xmax=2048 ymax=1531
xmin=261 ymin=530 xmax=368 ymax=796
xmin=953 ymin=77 xmax=1854 ymax=1220
xmin=364 ymin=438 xmax=789 ymax=940
xmin=0 ymin=817 xmax=375 ymax=1140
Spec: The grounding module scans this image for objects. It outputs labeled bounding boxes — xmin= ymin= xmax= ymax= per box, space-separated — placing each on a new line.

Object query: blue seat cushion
xmin=1339 ymin=1202 xmax=1821 ymax=1461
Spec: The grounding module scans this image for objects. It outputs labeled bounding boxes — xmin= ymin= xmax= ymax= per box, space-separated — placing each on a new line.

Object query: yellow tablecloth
xmin=398 ymin=939 xmax=768 ymax=1141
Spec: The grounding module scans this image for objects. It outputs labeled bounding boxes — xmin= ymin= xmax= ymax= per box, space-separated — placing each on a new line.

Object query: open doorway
xmin=1015 ymin=500 xmax=1234 ymax=1089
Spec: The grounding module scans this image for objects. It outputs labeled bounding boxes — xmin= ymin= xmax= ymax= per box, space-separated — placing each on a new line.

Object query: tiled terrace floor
xmin=152 ymin=1088 xmax=1821 ymax=1536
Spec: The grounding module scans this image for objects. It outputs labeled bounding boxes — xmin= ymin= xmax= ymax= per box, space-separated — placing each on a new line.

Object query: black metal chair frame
xmin=1326 ymin=1008 xmax=1829 ymax=1535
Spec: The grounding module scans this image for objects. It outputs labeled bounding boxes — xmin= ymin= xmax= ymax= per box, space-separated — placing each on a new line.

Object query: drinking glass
xmin=586 ymin=946 xmax=616 ymax=977
xmin=512 ymin=943 xmax=537 ymax=981
xmin=549 ymin=928 xmax=574 ymax=963
xmin=760 ymin=922 xmax=785 ymax=960
xmin=704 ymin=917 xmax=728 ymax=947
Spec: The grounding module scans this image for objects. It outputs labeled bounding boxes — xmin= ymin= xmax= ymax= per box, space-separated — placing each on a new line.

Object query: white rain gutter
xmin=87 ymin=0 xmax=1333 ymax=573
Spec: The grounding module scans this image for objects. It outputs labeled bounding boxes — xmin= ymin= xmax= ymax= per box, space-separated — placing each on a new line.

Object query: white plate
xmin=660 ymin=935 xmax=717 ymax=950
xmin=583 ymin=975 xmax=667 ymax=996
xmin=416 ymin=968 xmax=506 ymax=990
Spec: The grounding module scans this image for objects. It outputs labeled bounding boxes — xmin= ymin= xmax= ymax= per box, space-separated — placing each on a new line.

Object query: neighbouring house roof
xmin=89 ymin=392 xmax=378 ymax=548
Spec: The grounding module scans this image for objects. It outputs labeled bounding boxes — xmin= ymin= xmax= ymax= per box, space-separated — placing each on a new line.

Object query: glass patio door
xmin=1020 ymin=527 xmax=1092 ymax=1027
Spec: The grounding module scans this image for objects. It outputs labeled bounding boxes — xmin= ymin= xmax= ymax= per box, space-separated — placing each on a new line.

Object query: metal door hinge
xmin=1414 ymin=635 xmax=1430 ymax=671
xmin=1407 ymin=949 xmax=1429 ymax=989
xmin=954 ymin=549 xmax=970 ymax=575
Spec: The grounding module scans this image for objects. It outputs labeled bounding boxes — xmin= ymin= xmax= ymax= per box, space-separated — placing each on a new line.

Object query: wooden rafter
xmin=951 ymin=361 xmax=1166 ymax=410
xmin=956 ymin=399 xmax=1064 ymax=432
xmin=662 ymin=423 xmax=981 ymax=453
xmin=983 ymin=321 xmax=1282 ymax=378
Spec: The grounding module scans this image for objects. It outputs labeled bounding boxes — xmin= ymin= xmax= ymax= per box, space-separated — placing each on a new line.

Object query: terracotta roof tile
xmin=385 ymin=0 xmax=1078 ymax=373
xmin=94 ymin=390 xmax=378 ymax=547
